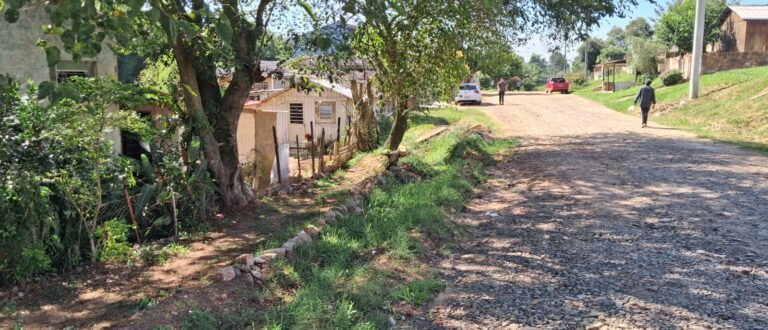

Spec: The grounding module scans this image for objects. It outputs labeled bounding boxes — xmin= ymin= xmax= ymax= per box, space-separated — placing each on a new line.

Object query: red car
xmin=545 ymin=77 xmax=570 ymax=94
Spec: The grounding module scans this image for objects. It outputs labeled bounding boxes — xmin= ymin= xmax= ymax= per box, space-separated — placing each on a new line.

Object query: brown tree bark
xmin=350 ymin=79 xmax=378 ymax=152
xmin=386 ymin=105 xmax=409 ymax=151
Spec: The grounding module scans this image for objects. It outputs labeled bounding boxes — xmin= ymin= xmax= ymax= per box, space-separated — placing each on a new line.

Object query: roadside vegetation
xmin=575 ymin=66 xmax=768 ymax=152
xmin=187 ymin=108 xmax=516 ymax=329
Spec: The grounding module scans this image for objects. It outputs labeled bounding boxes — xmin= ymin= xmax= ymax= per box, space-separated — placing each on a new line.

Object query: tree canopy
xmin=655 ymin=0 xmax=727 ymax=53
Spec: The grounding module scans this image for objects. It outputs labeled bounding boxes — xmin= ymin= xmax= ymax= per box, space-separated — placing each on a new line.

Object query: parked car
xmin=545 ymin=77 xmax=570 ymax=94
xmin=454 ymin=83 xmax=482 ymax=105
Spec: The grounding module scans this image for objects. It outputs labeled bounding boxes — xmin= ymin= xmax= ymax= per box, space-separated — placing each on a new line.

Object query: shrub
xmin=661 ymin=70 xmax=685 ymax=86
xmin=95 ymin=220 xmax=134 ymax=264
xmin=566 ymin=72 xmax=587 ymax=86
xmin=181 ymin=311 xmax=218 ymax=330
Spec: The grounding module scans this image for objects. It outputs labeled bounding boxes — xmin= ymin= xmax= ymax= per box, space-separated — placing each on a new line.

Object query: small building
xmin=715 ymin=5 xmax=768 ymax=53
xmin=235 ymin=79 xmax=354 ymax=186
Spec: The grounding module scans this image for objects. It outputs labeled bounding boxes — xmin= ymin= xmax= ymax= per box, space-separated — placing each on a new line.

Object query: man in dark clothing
xmin=498 ymin=78 xmax=508 ymax=105
xmin=633 ymin=79 xmax=656 ymax=128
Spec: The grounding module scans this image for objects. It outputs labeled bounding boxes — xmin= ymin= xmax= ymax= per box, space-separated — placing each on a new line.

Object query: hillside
xmin=575 ymin=66 xmax=768 ymax=152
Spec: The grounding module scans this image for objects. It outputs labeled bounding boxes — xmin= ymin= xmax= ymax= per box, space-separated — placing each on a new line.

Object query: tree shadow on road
xmin=432 ymin=132 xmax=768 ymax=329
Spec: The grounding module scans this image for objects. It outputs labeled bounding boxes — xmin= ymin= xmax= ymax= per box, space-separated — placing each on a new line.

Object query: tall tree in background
xmin=655 ymin=0 xmax=727 ymax=53
xmin=548 ymin=51 xmax=568 ymax=77
xmin=573 ymin=38 xmax=605 ymax=73
xmin=3 ymin=0 xmax=311 ymax=209
xmin=466 ymin=39 xmax=524 ymax=80
xmin=625 ymin=17 xmax=654 ymax=39
xmin=529 ymin=54 xmax=549 ymax=72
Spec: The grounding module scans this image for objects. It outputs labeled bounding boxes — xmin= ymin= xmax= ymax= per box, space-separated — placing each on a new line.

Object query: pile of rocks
xmin=213 ymin=196 xmax=366 ymax=284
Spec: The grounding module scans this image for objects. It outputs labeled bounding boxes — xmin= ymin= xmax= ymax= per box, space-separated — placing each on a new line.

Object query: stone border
xmin=214 ymin=151 xmax=405 ymax=284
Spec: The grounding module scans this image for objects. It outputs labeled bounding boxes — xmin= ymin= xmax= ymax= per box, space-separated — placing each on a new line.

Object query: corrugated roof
xmin=310 ymin=79 xmax=353 ymax=99
xmin=728 ymin=5 xmax=768 ymax=20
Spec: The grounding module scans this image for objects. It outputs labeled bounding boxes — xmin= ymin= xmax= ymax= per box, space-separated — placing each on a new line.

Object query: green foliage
xmin=573 ymin=38 xmax=605 ymax=73
xmin=655 ymin=0 xmax=727 ymax=53
xmin=181 ymin=311 xmax=218 ymax=330
xmin=566 ymin=71 xmax=587 ymax=86
xmin=661 ymin=70 xmax=685 ymax=86
xmin=391 ymin=279 xmax=446 ymax=305
xmin=628 ymin=38 xmax=665 ymax=77
xmin=94 ymin=219 xmax=133 ymax=264
xmin=625 ymin=17 xmax=654 ymax=39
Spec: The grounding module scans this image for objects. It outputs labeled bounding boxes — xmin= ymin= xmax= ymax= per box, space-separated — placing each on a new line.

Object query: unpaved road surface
xmin=429 ymin=93 xmax=768 ymax=329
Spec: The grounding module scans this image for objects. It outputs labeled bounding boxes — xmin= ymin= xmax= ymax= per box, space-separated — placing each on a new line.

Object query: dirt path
xmin=428 ymin=92 xmax=768 ymax=329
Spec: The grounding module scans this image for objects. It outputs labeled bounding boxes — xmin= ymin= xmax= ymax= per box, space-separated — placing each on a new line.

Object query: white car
xmin=454 ymin=83 xmax=482 ymax=105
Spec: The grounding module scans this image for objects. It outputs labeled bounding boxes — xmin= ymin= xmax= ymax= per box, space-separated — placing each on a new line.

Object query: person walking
xmin=633 ymin=79 xmax=656 ymax=128
xmin=498 ymin=78 xmax=508 ymax=105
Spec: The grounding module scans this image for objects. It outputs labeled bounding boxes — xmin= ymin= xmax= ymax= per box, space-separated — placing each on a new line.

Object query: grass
xmin=575 ymin=66 xmax=768 ymax=153
xmin=217 ymin=107 xmax=515 ymax=329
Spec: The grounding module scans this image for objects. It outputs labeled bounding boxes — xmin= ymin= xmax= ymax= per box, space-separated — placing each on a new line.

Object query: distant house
xmin=234 ymin=79 xmax=353 ymax=185
xmin=715 ymin=5 xmax=768 ymax=53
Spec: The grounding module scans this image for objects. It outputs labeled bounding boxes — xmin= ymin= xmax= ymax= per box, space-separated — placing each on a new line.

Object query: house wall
xmin=717 ymin=12 xmax=749 ymax=52
xmin=257 ymin=88 xmax=352 ymax=146
xmin=658 ymin=52 xmax=768 ymax=78
xmin=745 ymin=21 xmax=768 ymax=52
xmin=0 ymin=5 xmax=118 ymax=84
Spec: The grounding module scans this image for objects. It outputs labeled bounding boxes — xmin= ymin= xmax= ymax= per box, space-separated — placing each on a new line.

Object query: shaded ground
xmin=427 ymin=92 xmax=768 ymax=329
xmin=0 ymin=153 xmax=390 ymax=329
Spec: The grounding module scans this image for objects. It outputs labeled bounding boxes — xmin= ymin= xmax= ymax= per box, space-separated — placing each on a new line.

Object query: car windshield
xmin=551 ymin=78 xmax=566 ymax=83
xmin=459 ymin=85 xmax=478 ymax=91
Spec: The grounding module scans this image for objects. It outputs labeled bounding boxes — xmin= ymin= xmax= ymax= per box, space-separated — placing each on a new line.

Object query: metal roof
xmin=728 ymin=5 xmax=768 ymax=20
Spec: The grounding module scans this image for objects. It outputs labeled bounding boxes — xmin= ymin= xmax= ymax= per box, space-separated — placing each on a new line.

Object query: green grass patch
xmin=575 ymin=66 xmax=768 ymax=153
xmin=391 ymin=278 xmax=446 ymax=306
xmin=221 ymin=109 xmax=516 ymax=329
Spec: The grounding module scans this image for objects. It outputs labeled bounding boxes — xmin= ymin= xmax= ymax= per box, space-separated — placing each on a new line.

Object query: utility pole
xmin=584 ymin=37 xmax=589 ymax=80
xmin=689 ymin=0 xmax=706 ymax=99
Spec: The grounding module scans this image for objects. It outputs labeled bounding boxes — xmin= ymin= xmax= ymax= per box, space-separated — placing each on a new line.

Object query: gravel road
xmin=428 ymin=93 xmax=768 ymax=329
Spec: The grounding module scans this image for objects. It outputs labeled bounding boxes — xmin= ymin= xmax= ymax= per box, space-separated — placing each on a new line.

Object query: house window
xmin=315 ymin=101 xmax=335 ymax=123
xmin=53 ymin=60 xmax=96 ymax=83
xmin=289 ymin=103 xmax=304 ymax=124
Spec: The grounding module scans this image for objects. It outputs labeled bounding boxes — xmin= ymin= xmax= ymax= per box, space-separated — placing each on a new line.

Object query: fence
xmin=658 ymin=51 xmax=768 ymax=79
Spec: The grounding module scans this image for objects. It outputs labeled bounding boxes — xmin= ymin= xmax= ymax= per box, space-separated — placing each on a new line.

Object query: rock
xmin=250 ymin=269 xmax=263 ymax=279
xmin=297 ymin=230 xmax=312 ymax=243
xmin=242 ymin=272 xmax=255 ymax=286
xmin=262 ymin=248 xmax=286 ymax=260
xmin=252 ymin=256 xmax=266 ymax=265
xmin=388 ymin=316 xmax=397 ymax=327
xmin=214 ymin=266 xmax=237 ymax=282
xmin=305 ymin=225 xmax=320 ymax=237
xmin=234 ymin=254 xmax=255 ymax=268
xmin=317 ymin=217 xmax=327 ymax=226
xmin=325 ymin=210 xmax=338 ymax=219
xmin=352 ymin=206 xmax=363 ymax=214
xmin=282 ymin=241 xmax=296 ymax=253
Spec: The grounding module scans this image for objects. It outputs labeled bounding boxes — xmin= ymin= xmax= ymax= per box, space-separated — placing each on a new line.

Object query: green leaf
xmin=216 ymin=17 xmax=233 ymax=42
xmin=4 ymin=8 xmax=19 ymax=23
xmin=51 ymin=85 xmax=80 ymax=102
xmin=37 ymin=81 xmax=55 ymax=100
xmin=45 ymin=46 xmax=61 ymax=66
xmin=316 ymin=36 xmax=332 ymax=51
xmin=153 ymin=215 xmax=172 ymax=226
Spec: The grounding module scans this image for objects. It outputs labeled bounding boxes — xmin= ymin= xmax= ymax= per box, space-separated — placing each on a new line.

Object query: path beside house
xmin=426 ymin=92 xmax=768 ymax=329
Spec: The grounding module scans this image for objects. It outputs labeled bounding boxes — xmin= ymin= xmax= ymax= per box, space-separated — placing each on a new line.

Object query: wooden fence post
xmin=320 ymin=128 xmax=326 ymax=173
xmin=273 ymin=126 xmax=282 ymax=184
xmin=336 ymin=117 xmax=341 ymax=143
xmin=296 ymin=135 xmax=302 ymax=179
xmin=310 ymin=121 xmax=316 ymax=178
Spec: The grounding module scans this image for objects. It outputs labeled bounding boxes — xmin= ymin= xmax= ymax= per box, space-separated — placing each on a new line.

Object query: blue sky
xmin=516 ymin=0 xmax=768 ymax=62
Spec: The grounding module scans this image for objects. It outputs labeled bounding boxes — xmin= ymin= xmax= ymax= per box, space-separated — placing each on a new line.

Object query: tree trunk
xmin=172 ymin=44 xmax=254 ymax=210
xmin=350 ymin=80 xmax=378 ymax=152
xmin=386 ymin=107 xmax=409 ymax=151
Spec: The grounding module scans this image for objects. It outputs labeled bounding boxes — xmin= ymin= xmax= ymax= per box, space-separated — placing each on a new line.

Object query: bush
xmin=95 ymin=220 xmax=134 ymax=264
xmin=566 ymin=72 xmax=587 ymax=86
xmin=661 ymin=70 xmax=685 ymax=86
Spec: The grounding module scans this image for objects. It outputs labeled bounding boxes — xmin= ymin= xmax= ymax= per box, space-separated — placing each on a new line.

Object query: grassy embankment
xmin=575 ymin=66 xmax=768 ymax=153
xmin=187 ymin=107 xmax=514 ymax=329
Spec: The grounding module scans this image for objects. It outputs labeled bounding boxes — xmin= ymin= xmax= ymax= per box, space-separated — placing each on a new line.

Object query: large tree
xmin=655 ymin=0 xmax=727 ymax=53
xmin=3 ymin=0 xmax=311 ymax=209
xmin=625 ymin=17 xmax=654 ymax=39
xmin=573 ymin=38 xmax=605 ymax=73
